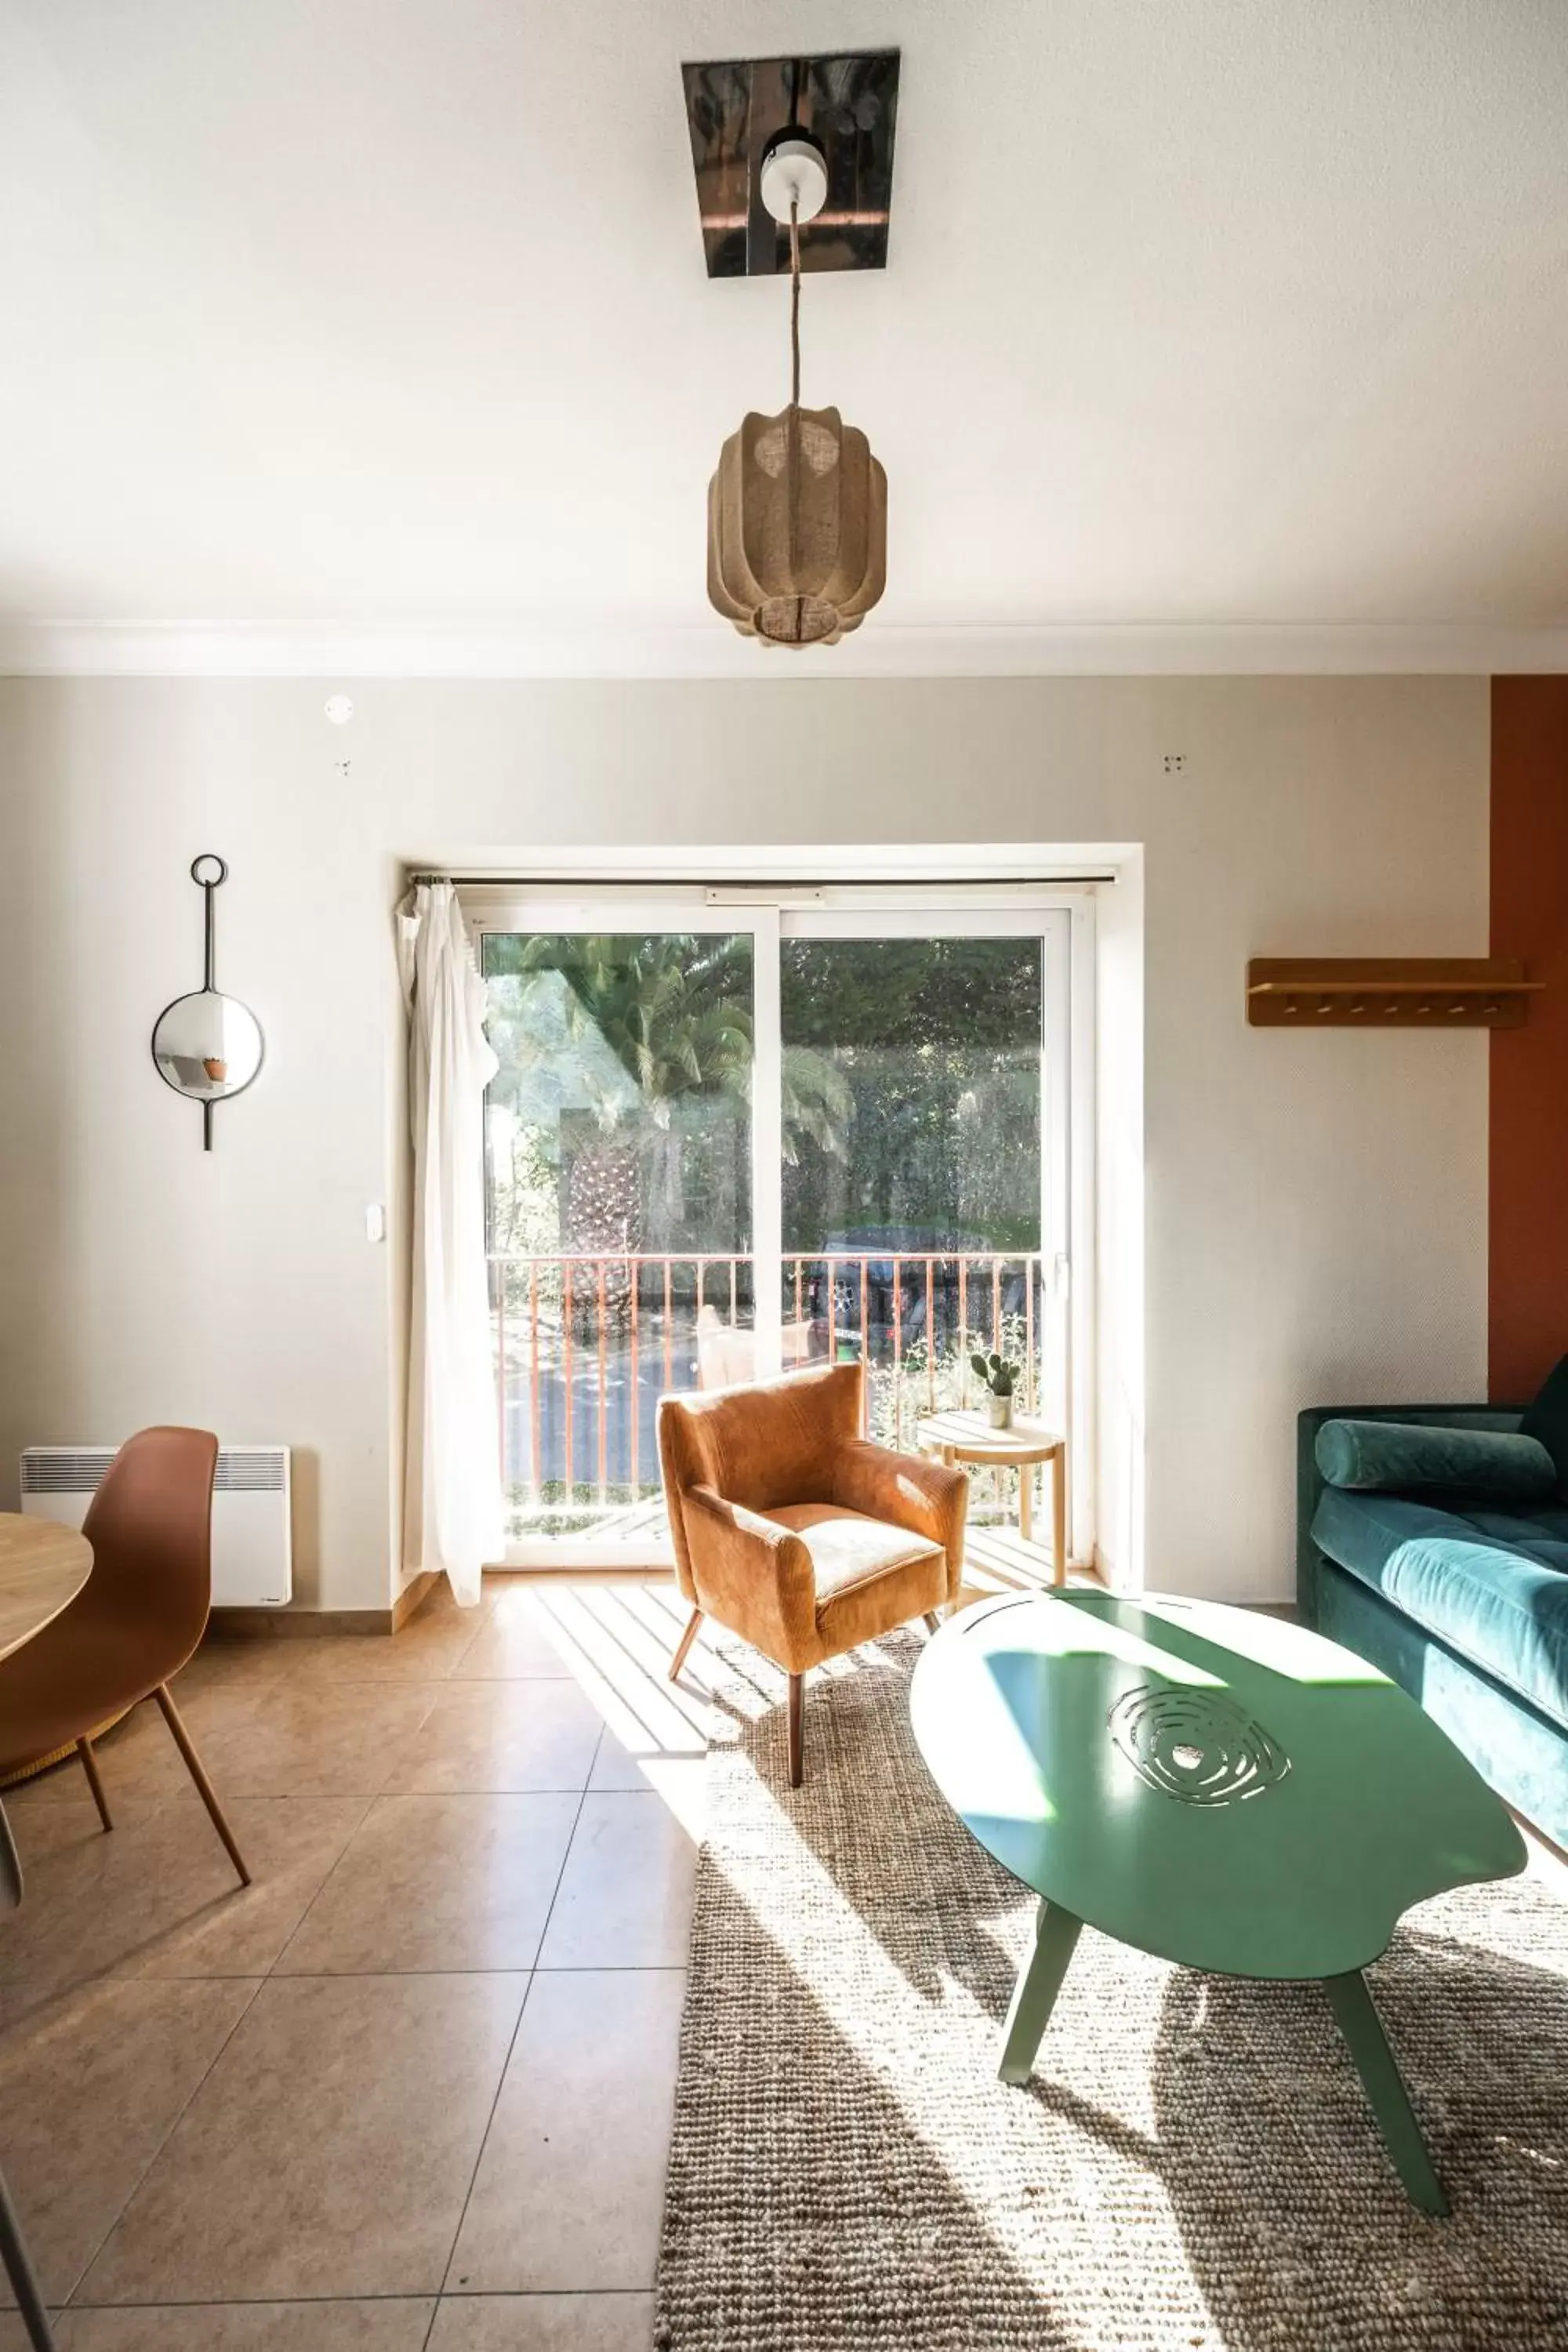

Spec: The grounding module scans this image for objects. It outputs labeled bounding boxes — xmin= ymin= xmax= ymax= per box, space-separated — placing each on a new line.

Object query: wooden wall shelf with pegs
xmin=1247 ymin=959 xmax=1543 ymax=1029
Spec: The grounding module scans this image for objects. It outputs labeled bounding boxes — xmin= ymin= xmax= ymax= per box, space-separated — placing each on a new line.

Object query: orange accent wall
xmin=1490 ymin=677 xmax=1568 ymax=1403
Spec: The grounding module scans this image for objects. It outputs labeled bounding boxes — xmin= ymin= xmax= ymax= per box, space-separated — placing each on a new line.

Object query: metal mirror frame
xmin=151 ymin=855 xmax=265 ymax=1150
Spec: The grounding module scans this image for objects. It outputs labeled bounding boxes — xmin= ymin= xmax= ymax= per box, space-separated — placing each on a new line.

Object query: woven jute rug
xmin=655 ymin=1628 xmax=1568 ymax=2352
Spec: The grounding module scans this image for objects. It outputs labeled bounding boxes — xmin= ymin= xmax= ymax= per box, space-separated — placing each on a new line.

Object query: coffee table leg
xmin=1019 ymin=1465 xmax=1033 ymax=1544
xmin=1323 ymin=1971 xmax=1447 ymax=2216
xmin=999 ymin=1900 xmax=1083 ymax=2085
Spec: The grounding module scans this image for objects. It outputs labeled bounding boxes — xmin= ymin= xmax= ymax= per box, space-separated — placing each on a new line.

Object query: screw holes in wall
xmin=325 ymin=696 xmax=353 ymax=778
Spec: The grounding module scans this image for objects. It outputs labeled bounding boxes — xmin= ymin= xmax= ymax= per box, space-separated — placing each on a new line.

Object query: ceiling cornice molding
xmin=4 ymin=620 xmax=1568 ymax=681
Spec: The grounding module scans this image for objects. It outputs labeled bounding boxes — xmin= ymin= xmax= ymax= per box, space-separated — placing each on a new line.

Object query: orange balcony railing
xmin=488 ymin=1250 xmax=1051 ymax=1537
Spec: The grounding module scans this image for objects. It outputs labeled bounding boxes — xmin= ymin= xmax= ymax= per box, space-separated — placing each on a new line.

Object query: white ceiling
xmin=4 ymin=0 xmax=1568 ymax=674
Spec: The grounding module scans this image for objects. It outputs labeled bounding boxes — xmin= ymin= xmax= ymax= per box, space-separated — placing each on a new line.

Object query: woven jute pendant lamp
xmin=707 ymin=134 xmax=887 ymax=648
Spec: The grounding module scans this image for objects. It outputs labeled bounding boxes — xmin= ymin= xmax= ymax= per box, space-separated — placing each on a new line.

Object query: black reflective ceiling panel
xmin=681 ymin=50 xmax=900 ymax=278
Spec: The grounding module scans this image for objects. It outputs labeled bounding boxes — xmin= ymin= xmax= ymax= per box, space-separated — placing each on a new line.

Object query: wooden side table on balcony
xmin=916 ymin=1410 xmax=1067 ymax=1587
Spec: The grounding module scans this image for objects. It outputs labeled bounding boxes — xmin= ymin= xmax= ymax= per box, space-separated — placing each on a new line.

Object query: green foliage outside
xmin=781 ymin=937 xmax=1043 ymax=1252
xmin=485 ymin=931 xmax=753 ymax=1122
xmin=485 ymin=931 xmax=854 ymax=1269
xmin=482 ymin=929 xmax=1044 ymax=1263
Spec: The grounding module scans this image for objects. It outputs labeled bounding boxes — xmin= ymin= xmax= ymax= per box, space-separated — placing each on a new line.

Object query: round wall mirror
xmin=151 ymin=989 xmax=264 ymax=1100
xmin=152 ymin=854 xmax=265 ymax=1147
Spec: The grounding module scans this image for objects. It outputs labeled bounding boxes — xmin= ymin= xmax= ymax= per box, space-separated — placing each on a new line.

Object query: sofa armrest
xmin=682 ymin=1483 xmax=817 ymax=1666
xmin=1296 ymin=1401 xmax=1524 ymax=1625
xmin=831 ymin=1440 xmax=970 ymax=1601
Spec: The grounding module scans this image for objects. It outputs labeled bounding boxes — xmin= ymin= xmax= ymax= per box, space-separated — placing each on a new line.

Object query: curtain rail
xmin=410 ymin=870 xmax=1117 ymax=889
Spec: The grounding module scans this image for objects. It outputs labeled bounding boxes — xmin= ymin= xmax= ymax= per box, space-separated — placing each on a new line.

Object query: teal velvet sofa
xmin=1298 ymin=1402 xmax=1568 ymax=1853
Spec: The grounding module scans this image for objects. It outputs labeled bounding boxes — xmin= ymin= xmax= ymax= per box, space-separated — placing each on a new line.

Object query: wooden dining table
xmin=0 ymin=1518 xmax=92 ymax=1664
xmin=0 ymin=1512 xmax=93 ymax=2352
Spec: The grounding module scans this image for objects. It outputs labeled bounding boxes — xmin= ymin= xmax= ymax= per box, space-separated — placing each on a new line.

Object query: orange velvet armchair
xmin=657 ymin=1362 xmax=969 ymax=1784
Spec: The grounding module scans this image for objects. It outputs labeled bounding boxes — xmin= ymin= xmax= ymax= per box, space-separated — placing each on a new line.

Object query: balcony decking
xmin=499 ymin=1476 xmax=1081 ymax=1595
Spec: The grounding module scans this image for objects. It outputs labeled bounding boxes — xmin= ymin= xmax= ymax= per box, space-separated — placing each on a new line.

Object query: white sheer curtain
xmin=398 ymin=881 xmax=505 ymax=1606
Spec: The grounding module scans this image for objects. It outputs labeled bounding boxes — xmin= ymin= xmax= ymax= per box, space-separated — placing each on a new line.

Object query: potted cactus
xmin=971 ymin=1349 xmax=1022 ymax=1432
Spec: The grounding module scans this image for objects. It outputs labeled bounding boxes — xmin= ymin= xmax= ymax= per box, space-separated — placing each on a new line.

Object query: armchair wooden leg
xmin=154 ymin=1684 xmax=250 ymax=1887
xmin=77 ymin=1736 xmax=113 ymax=1832
xmin=923 ymin=1612 xmax=941 ymax=1635
xmin=668 ymin=1607 xmax=704 ymax=1684
xmin=786 ymin=1673 xmax=804 ymax=1788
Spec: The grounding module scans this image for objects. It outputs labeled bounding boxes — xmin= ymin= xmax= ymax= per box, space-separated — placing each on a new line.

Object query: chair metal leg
xmin=0 ymin=1809 xmax=54 ymax=2344
xmin=668 ymin=1606 xmax=704 ymax=1683
xmin=0 ymin=2160 xmax=57 ymax=2350
xmin=786 ymin=1672 xmax=804 ymax=1788
xmin=77 ymin=1737 xmax=113 ymax=1833
xmin=0 ymin=1797 xmax=22 ymax=1911
xmin=154 ymin=1684 xmax=250 ymax=1887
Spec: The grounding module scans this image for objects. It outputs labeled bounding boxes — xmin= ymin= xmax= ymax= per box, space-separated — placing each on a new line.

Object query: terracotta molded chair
xmin=0 ymin=1427 xmax=249 ymax=1885
xmin=658 ymin=1362 xmax=969 ymax=1784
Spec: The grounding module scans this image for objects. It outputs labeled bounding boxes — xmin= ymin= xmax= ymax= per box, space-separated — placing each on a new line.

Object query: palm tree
xmin=511 ymin=933 xmax=752 ymax=1120
xmin=510 ymin=936 xmax=749 ymax=1250
xmin=487 ymin=934 xmax=851 ymax=1326
xmin=511 ymin=926 xmax=846 ymax=1138
xmin=781 ymin=1043 xmax=852 ymax=1165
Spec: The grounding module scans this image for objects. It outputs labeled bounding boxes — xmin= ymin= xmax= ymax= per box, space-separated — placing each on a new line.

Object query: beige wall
xmin=0 ymin=675 xmax=1490 ymax=1609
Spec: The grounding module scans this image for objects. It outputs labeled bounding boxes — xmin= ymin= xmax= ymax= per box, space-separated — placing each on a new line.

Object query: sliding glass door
xmin=473 ymin=892 xmax=1075 ymax=1566
xmin=777 ymin=912 xmax=1070 ymax=1457
xmin=479 ymin=908 xmax=762 ymax=1553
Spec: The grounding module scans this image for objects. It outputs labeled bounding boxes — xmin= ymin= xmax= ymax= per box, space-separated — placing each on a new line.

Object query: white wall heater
xmin=20 ymin=1446 xmax=292 ymax=1607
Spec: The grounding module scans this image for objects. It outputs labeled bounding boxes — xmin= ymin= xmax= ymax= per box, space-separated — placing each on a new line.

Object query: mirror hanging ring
xmin=151 ymin=855 xmax=264 ymax=1150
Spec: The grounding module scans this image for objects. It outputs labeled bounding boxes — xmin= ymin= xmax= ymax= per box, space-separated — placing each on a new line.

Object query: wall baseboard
xmin=210 ymin=1605 xmax=398 ymax=1637
xmin=210 ymin=1569 xmax=446 ymax=1639
xmin=392 ymin=1569 xmax=443 ymax=1630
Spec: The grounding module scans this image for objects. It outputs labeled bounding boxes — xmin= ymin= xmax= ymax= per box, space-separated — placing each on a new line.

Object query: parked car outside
xmin=800 ymin=1226 xmax=1031 ymax=1352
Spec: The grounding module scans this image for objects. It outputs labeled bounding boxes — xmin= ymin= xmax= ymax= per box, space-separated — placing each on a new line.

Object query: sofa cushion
xmin=1521 ymin=1352 xmax=1568 ymax=1501
xmin=1452 ymin=1506 xmax=1568 ymax=1570
xmin=1315 ymin=1417 xmax=1557 ymax=1501
xmin=1312 ymin=1486 xmax=1568 ymax=1731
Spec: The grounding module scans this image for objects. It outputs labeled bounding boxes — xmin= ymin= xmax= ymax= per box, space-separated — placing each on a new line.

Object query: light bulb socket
xmin=758 ymin=129 xmax=829 ymax=226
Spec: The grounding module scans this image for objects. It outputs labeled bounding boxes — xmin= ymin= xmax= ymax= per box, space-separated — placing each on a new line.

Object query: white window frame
xmin=463 ymin=882 xmax=1096 ymax=1573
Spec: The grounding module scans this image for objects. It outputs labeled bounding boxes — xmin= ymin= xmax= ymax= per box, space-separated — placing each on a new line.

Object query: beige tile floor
xmin=0 ymin=1576 xmax=707 ymax=2352
xmin=5 ymin=1568 xmax=1563 ymax=2352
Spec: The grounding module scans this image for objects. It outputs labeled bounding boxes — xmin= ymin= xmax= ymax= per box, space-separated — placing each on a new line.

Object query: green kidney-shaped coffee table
xmin=909 ymin=1588 xmax=1527 ymax=2214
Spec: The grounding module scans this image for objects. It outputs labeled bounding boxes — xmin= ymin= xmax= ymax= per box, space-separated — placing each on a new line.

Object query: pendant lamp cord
xmin=789 ymin=199 xmax=801 ymax=409
xmin=788 ymin=195 xmax=803 ymax=642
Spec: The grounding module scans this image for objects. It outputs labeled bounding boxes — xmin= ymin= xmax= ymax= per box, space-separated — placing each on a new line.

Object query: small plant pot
xmin=201 ymin=1057 xmax=227 ymax=1083
xmin=987 ymin=1392 xmax=1014 ymax=1432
